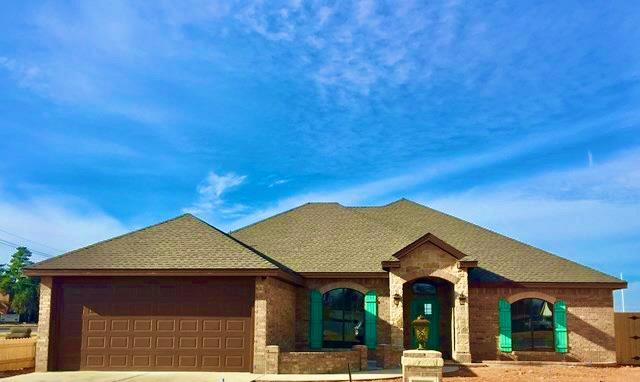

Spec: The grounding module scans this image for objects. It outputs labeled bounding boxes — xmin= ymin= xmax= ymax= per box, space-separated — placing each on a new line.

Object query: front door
xmin=410 ymin=297 xmax=440 ymax=350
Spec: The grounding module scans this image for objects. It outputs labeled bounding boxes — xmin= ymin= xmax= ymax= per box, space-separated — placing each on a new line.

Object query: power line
xmin=0 ymin=227 xmax=64 ymax=252
xmin=0 ymin=238 xmax=56 ymax=259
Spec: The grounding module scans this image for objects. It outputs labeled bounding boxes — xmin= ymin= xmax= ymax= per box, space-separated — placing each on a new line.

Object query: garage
xmin=52 ymin=277 xmax=254 ymax=372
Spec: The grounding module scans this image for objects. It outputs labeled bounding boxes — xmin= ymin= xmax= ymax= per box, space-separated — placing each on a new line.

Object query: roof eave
xmin=23 ymin=267 xmax=305 ymax=286
xmin=470 ymin=280 xmax=628 ymax=290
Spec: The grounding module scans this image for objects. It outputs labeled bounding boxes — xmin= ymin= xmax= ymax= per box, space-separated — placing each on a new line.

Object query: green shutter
xmin=498 ymin=298 xmax=512 ymax=352
xmin=309 ymin=289 xmax=323 ymax=349
xmin=554 ymin=300 xmax=568 ymax=353
xmin=364 ymin=290 xmax=377 ymax=349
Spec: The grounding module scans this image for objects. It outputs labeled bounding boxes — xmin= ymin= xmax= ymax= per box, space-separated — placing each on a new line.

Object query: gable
xmin=27 ymin=214 xmax=282 ymax=271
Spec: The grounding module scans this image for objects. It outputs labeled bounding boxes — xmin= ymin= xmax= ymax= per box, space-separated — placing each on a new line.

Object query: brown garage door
xmin=53 ymin=277 xmax=254 ymax=371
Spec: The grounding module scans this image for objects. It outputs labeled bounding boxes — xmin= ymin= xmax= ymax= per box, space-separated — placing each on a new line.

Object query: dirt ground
xmin=442 ymin=365 xmax=640 ymax=382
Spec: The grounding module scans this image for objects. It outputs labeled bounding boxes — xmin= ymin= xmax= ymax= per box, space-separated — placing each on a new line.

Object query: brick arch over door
xmin=318 ymin=282 xmax=368 ymax=295
xmin=507 ymin=291 xmax=557 ymax=304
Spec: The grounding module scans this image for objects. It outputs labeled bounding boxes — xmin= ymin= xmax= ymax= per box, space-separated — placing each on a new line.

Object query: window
xmin=412 ymin=281 xmax=437 ymax=296
xmin=322 ymin=288 xmax=365 ymax=348
xmin=511 ymin=298 xmax=554 ymax=350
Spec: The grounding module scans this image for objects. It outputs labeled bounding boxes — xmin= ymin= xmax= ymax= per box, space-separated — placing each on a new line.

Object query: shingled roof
xmin=232 ymin=199 xmax=624 ymax=285
xmin=27 ymin=214 xmax=281 ymax=271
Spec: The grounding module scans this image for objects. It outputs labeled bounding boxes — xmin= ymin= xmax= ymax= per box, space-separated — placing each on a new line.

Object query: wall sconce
xmin=458 ymin=293 xmax=467 ymax=305
xmin=393 ymin=293 xmax=402 ymax=306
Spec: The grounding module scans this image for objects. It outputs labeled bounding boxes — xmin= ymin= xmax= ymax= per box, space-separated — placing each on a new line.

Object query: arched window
xmin=412 ymin=281 xmax=437 ymax=296
xmin=323 ymin=288 xmax=365 ymax=348
xmin=511 ymin=298 xmax=554 ymax=350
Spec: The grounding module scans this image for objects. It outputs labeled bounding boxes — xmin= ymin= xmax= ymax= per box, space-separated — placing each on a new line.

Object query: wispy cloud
xmin=0 ymin=185 xmax=128 ymax=262
xmin=412 ymin=149 xmax=640 ymax=305
xmin=183 ymin=171 xmax=247 ymax=217
xmin=268 ymin=179 xmax=289 ymax=188
xmin=0 ymin=1 xmax=217 ymax=124
xmin=225 ymin=117 xmax=636 ymax=230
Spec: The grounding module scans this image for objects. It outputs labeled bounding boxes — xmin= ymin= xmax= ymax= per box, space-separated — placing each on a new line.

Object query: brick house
xmin=25 ymin=199 xmax=625 ymax=373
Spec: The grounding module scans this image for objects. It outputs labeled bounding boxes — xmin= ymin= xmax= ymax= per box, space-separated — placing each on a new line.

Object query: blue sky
xmin=0 ymin=1 xmax=639 ymax=310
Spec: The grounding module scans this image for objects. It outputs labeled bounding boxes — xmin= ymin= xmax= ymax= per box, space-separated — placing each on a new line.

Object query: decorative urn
xmin=412 ymin=314 xmax=430 ymax=350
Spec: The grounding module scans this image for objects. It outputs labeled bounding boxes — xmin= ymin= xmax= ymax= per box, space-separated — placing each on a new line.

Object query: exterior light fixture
xmin=393 ymin=293 xmax=402 ymax=306
xmin=458 ymin=293 xmax=467 ymax=305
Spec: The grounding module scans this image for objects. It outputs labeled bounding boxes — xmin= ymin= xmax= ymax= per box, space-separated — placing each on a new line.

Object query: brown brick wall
xmin=295 ymin=277 xmax=390 ymax=355
xmin=265 ymin=276 xmax=297 ymax=351
xmin=35 ymin=276 xmax=52 ymax=372
xmin=254 ymin=276 xmax=298 ymax=373
xmin=468 ymin=286 xmax=616 ymax=363
xmin=278 ymin=349 xmax=363 ymax=374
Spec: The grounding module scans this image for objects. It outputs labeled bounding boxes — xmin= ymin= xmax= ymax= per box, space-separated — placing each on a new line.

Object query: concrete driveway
xmin=3 ymin=371 xmax=258 ymax=382
xmin=2 ymin=368 xmax=404 ymax=382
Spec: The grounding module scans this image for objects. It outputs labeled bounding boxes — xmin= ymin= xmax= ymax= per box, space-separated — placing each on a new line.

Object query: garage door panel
xmin=55 ymin=277 xmax=254 ymax=371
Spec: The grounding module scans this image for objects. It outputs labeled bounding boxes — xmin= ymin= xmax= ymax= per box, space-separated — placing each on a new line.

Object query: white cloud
xmin=408 ymin=149 xmax=640 ymax=310
xmin=415 ymin=149 xmax=640 ymax=244
xmin=225 ymin=146 xmax=640 ymax=310
xmin=0 ymin=190 xmax=128 ymax=264
xmin=268 ymin=179 xmax=289 ymax=188
xmin=183 ymin=171 xmax=247 ymax=217
xmin=226 ymin=127 xmax=633 ymax=228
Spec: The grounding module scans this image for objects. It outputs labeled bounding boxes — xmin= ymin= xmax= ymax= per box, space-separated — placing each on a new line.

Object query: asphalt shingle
xmin=233 ymin=199 xmax=623 ymax=284
xmin=28 ymin=214 xmax=279 ymax=270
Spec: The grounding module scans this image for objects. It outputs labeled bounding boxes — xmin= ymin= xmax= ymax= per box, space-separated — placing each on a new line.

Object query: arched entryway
xmin=403 ymin=277 xmax=454 ymax=358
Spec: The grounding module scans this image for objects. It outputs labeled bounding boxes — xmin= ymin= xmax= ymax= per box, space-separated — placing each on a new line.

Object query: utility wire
xmin=0 ymin=237 xmax=57 ymax=259
xmin=0 ymin=227 xmax=64 ymax=252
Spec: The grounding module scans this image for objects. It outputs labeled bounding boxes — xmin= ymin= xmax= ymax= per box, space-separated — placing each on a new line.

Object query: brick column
xmin=452 ymin=269 xmax=471 ymax=363
xmin=35 ymin=276 xmax=53 ymax=372
xmin=352 ymin=345 xmax=368 ymax=371
xmin=265 ymin=345 xmax=280 ymax=374
xmin=253 ymin=277 xmax=267 ymax=373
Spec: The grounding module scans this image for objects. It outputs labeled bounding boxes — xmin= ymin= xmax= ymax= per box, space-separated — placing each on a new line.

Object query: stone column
xmin=452 ymin=269 xmax=471 ymax=363
xmin=389 ymin=272 xmax=404 ymax=350
xmin=35 ymin=276 xmax=53 ymax=372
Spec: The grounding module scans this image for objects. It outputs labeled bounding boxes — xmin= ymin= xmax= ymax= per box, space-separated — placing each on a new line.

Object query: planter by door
xmin=410 ymin=297 xmax=440 ymax=350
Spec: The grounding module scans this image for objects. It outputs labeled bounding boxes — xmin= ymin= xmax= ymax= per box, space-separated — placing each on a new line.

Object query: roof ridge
xmin=345 ymin=198 xmax=409 ymax=209
xmin=231 ymin=202 xmax=340 ymax=234
xmin=396 ymin=200 xmax=623 ymax=283
xmin=26 ymin=213 xmax=194 ymax=269
xmin=187 ymin=214 xmax=298 ymax=274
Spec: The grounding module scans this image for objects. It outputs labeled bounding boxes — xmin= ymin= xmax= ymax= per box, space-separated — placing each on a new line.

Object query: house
xmin=25 ymin=199 xmax=626 ymax=373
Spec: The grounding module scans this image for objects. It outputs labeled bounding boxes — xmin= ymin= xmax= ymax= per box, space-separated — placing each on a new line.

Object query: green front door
xmin=410 ymin=297 xmax=440 ymax=350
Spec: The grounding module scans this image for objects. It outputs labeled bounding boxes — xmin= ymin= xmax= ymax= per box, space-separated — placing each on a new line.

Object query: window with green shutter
xmin=498 ymin=298 xmax=512 ymax=352
xmin=554 ymin=300 xmax=568 ymax=353
xmin=309 ymin=289 xmax=323 ymax=349
xmin=364 ymin=290 xmax=377 ymax=349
